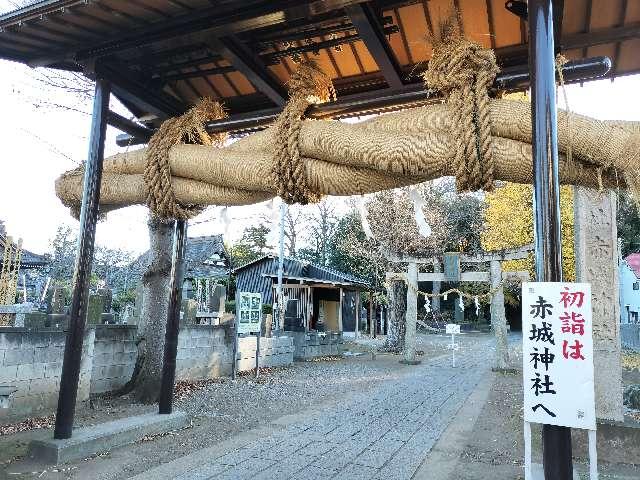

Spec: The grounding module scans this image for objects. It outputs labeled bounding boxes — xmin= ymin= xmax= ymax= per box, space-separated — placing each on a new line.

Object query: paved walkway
xmin=132 ymin=337 xmax=493 ymax=480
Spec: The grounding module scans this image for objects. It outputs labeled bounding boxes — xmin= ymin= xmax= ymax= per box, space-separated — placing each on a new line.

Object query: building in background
xmin=620 ymin=253 xmax=640 ymax=324
xmin=234 ymin=255 xmax=369 ymax=336
xmin=129 ymin=234 xmax=230 ymax=318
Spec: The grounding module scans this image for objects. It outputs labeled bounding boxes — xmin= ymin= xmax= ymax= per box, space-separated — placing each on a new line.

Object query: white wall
xmin=619 ymin=261 xmax=640 ymax=324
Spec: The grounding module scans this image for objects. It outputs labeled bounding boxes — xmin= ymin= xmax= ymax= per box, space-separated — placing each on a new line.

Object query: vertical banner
xmin=522 ymin=282 xmax=596 ymax=430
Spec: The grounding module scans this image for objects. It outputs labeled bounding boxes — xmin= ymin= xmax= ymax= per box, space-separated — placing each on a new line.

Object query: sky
xmin=1 ymin=56 xmax=639 ymax=257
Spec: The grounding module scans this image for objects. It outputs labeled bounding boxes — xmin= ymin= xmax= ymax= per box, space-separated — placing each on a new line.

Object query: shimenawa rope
xmin=423 ymin=18 xmax=499 ymax=192
xmin=144 ymin=97 xmax=227 ymax=219
xmin=271 ymin=60 xmax=336 ymax=205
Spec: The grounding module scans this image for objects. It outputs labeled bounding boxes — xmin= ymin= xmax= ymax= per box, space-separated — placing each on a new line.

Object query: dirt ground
xmin=2 ymin=334 xmax=639 ymax=480
xmin=447 ymin=340 xmax=640 ymax=480
xmin=0 ymin=334 xmax=468 ymax=480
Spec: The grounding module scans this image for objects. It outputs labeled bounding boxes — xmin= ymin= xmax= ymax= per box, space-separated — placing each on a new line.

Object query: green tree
xmin=229 ymin=224 xmax=271 ymax=267
xmin=617 ymin=190 xmax=640 ymax=257
xmin=47 ymin=225 xmax=77 ymax=282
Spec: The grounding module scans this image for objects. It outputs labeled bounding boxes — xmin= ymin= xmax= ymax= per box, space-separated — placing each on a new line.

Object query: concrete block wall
xmin=91 ymin=325 xmax=137 ymax=394
xmin=0 ymin=325 xmax=295 ymax=418
xmin=289 ymin=331 xmax=344 ymax=360
xmin=175 ymin=326 xmax=295 ymax=379
xmin=621 ymin=323 xmax=640 ymax=350
xmin=0 ymin=328 xmax=94 ymax=418
xmin=236 ymin=335 xmax=295 ymax=371
xmin=176 ymin=325 xmax=232 ymax=380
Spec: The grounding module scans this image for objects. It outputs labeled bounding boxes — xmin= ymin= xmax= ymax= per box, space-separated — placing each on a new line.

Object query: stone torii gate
xmin=387 ymin=244 xmax=533 ymax=368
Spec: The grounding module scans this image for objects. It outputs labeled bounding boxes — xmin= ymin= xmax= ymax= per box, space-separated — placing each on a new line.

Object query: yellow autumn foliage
xmin=482 ymin=183 xmax=575 ymax=281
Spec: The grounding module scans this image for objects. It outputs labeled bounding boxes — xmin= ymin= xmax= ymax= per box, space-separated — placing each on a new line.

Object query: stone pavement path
xmin=132 ymin=336 xmax=493 ymax=480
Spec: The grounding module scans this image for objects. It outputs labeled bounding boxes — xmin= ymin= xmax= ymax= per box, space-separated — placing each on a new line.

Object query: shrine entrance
xmin=387 ymin=245 xmax=532 ymax=368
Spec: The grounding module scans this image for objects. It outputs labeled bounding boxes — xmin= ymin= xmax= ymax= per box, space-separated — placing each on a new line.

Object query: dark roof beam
xmin=212 ymin=35 xmax=287 ymax=106
xmin=345 ymin=3 xmax=403 ymax=89
xmin=93 ymin=61 xmax=186 ymax=119
xmin=107 ymin=111 xmax=154 ymax=142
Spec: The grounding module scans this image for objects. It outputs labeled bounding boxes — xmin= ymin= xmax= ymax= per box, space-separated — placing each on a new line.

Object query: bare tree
xmin=305 ymin=199 xmax=338 ymax=266
xmin=283 ymin=205 xmax=305 ymax=257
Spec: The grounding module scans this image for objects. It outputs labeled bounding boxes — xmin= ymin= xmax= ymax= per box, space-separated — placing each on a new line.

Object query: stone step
xmin=28 ymin=411 xmax=188 ymax=464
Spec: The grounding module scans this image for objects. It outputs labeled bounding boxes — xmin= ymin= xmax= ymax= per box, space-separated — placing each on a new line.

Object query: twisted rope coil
xmin=424 ymin=27 xmax=499 ymax=192
xmin=272 ymin=60 xmax=336 ymax=205
xmin=144 ymin=97 xmax=227 ymax=219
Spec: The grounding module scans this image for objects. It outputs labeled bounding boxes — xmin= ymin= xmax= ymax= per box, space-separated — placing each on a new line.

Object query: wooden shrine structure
xmin=0 ymin=0 xmax=636 ymax=477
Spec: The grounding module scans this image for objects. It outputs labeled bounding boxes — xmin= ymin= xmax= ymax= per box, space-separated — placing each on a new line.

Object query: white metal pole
xmin=40 ymin=276 xmax=51 ymax=303
xmin=451 ymin=333 xmax=456 ymax=368
xmin=588 ymin=429 xmax=598 ymax=480
xmin=276 ymin=202 xmax=286 ymax=335
xmin=524 ymin=421 xmax=532 ymax=480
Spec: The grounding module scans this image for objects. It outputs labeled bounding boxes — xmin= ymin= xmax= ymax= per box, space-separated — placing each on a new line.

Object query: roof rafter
xmin=345 ymin=2 xmax=403 ymax=89
xmin=212 ymin=35 xmax=287 ymax=106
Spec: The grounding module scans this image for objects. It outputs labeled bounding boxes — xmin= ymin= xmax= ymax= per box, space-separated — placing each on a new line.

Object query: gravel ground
xmin=2 ymin=333 xmax=482 ymax=480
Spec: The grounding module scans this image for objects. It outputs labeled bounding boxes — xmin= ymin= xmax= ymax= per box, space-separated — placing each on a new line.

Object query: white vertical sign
xmin=522 ymin=282 xmax=595 ymax=430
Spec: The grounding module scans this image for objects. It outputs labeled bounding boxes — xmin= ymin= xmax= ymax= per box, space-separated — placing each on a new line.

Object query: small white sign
xmin=445 ymin=323 xmax=461 ymax=334
xmin=522 ymin=282 xmax=595 ymax=430
xmin=237 ymin=292 xmax=262 ymax=335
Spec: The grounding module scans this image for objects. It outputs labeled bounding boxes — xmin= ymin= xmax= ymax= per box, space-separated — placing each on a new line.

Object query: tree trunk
xmin=432 ymin=259 xmax=441 ymax=312
xmin=383 ymin=279 xmax=407 ymax=353
xmin=490 ymin=260 xmax=510 ymax=370
xmin=403 ymin=262 xmax=419 ymax=363
xmin=128 ymin=216 xmax=173 ymax=403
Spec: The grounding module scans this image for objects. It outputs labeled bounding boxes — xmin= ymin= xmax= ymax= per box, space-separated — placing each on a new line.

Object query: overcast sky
xmin=1 ymin=55 xmax=639 ymax=256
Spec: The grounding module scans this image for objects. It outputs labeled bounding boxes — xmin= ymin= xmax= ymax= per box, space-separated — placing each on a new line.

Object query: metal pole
xmin=255 ymin=331 xmax=261 ymax=379
xmin=158 ymin=219 xmax=188 ymax=414
xmin=276 ymin=202 xmax=286 ymax=335
xmin=232 ymin=291 xmax=239 ymax=380
xmin=528 ymin=1 xmax=573 ymax=478
xmin=54 ymin=78 xmax=110 ymax=440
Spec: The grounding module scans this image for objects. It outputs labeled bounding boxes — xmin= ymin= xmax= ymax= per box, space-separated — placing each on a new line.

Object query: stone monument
xmin=574 ymin=186 xmax=623 ymax=422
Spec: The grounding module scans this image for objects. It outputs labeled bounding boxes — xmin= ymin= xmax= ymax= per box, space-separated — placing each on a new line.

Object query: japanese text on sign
xmin=522 ymin=282 xmax=595 ymax=430
xmin=237 ymin=292 xmax=262 ymax=335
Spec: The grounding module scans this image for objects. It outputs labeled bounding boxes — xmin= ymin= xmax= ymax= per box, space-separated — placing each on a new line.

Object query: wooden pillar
xmin=490 ymin=260 xmax=509 ymax=370
xmin=401 ymin=262 xmax=419 ymax=364
xmin=158 ymin=219 xmax=188 ymax=415
xmin=355 ymin=292 xmax=360 ymax=339
xmin=338 ymin=287 xmax=344 ymax=332
xmin=369 ymin=291 xmax=374 ymax=337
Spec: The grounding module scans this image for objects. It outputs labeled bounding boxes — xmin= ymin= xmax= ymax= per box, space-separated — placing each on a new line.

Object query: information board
xmin=445 ymin=323 xmax=461 ymax=334
xmin=522 ymin=282 xmax=595 ymax=430
xmin=237 ymin=292 xmax=262 ymax=335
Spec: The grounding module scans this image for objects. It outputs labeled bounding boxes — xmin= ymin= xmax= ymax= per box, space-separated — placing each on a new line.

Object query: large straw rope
xmin=144 ymin=97 xmax=227 ymax=219
xmin=423 ymin=17 xmax=498 ymax=192
xmin=271 ymin=60 xmax=335 ymax=205
xmin=54 ymin=49 xmax=640 ymax=216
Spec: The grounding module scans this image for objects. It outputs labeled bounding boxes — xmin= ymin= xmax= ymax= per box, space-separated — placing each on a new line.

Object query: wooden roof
xmin=0 ymin=0 xmax=637 ymax=127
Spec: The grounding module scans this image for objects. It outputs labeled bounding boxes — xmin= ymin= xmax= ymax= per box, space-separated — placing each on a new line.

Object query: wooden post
xmin=158 ymin=219 xmax=188 ymax=415
xmin=338 ymin=287 xmax=343 ymax=331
